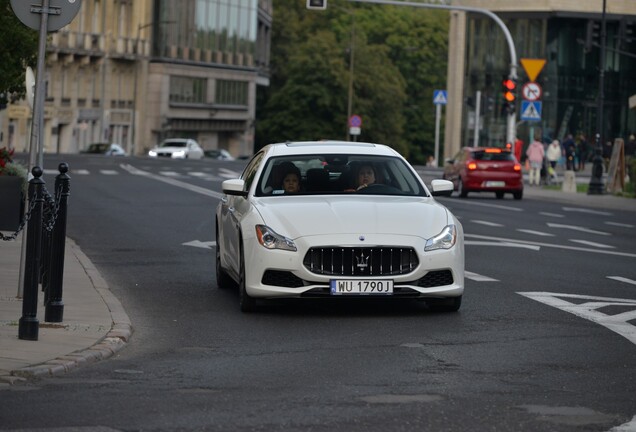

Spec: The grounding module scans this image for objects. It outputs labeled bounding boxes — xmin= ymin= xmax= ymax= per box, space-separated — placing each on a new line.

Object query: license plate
xmin=485 ymin=181 xmax=505 ymax=187
xmin=330 ymin=279 xmax=394 ymax=295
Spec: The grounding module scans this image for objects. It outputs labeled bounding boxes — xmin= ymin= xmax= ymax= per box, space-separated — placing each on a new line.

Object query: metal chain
xmin=0 ymin=194 xmax=38 ymax=241
xmin=0 ymin=179 xmax=70 ymax=241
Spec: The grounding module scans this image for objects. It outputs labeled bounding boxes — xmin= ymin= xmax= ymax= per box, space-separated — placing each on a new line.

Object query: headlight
xmin=255 ymin=225 xmax=297 ymax=252
xmin=173 ymin=150 xmax=186 ymax=158
xmin=148 ymin=150 xmax=157 ymax=156
xmin=425 ymin=224 xmax=457 ymax=251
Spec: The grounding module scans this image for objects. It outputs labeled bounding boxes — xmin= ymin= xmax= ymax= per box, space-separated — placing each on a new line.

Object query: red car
xmin=443 ymin=147 xmax=523 ymax=200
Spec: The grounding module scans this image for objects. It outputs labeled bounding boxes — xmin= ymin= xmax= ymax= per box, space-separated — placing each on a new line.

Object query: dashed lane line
xmin=569 ymin=239 xmax=615 ymax=249
xmin=605 ymin=221 xmax=635 ymax=228
xmin=471 ymin=220 xmax=504 ymax=227
xmin=562 ymin=206 xmax=613 ymax=216
xmin=607 ymin=276 xmax=636 ymax=286
xmin=516 ymin=229 xmax=555 ymax=236
xmin=464 ymin=233 xmax=636 ymax=258
xmin=100 ymin=170 xmax=119 ymax=175
xmin=539 ymin=212 xmax=565 ymax=218
xmin=465 ymin=271 xmax=499 ymax=282
xmin=546 ymin=222 xmax=611 ymax=236
xmin=465 ymin=240 xmax=540 ymax=251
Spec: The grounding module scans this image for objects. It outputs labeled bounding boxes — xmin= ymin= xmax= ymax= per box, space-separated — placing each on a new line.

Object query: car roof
xmin=262 ymin=140 xmax=401 ymax=157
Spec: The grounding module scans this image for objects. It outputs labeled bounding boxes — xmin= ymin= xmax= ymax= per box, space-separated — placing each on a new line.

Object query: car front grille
xmin=303 ymin=247 xmax=419 ymax=276
xmin=156 ymin=152 xmax=172 ymax=157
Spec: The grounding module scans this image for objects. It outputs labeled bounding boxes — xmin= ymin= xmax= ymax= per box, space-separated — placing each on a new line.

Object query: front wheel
xmin=215 ymin=235 xmax=235 ymax=289
xmin=238 ymin=245 xmax=258 ymax=313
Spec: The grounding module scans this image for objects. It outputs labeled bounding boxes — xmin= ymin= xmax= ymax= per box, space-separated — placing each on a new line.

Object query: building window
xmin=215 ymin=79 xmax=248 ymax=105
xmin=170 ymin=76 xmax=207 ymax=103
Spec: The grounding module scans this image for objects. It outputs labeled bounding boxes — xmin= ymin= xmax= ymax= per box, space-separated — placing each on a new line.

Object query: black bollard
xmin=45 ymin=163 xmax=70 ymax=323
xmin=19 ymin=167 xmax=45 ymax=341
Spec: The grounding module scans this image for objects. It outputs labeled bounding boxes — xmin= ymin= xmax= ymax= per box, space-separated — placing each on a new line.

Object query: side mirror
xmin=430 ymin=179 xmax=453 ymax=197
xmin=222 ymin=179 xmax=248 ymax=197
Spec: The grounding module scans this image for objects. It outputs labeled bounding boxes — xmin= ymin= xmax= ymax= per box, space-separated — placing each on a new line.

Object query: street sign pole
xmin=434 ymin=103 xmax=441 ymax=167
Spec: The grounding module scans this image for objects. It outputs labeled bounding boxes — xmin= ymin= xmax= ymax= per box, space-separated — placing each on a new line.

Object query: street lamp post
xmin=588 ymin=0 xmax=607 ymax=195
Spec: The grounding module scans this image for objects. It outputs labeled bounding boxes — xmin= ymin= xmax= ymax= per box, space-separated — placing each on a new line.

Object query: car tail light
xmin=513 ymin=163 xmax=521 ymax=171
xmin=467 ymin=162 xmax=477 ymax=170
xmin=485 ymin=148 xmax=502 ymax=153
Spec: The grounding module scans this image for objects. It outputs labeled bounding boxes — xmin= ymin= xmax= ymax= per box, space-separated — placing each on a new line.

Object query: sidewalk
xmin=0 ymin=236 xmax=131 ymax=386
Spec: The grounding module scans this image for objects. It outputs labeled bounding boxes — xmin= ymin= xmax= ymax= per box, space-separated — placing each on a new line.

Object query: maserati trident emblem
xmin=355 ymin=252 xmax=369 ymax=268
xmin=359 ymin=235 xmax=365 ymax=241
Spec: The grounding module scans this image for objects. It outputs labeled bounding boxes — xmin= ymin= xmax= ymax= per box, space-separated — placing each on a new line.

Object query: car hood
xmin=253 ymin=196 xmax=449 ymax=240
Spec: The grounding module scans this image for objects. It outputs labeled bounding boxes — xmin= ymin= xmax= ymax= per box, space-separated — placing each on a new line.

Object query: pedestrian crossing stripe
xmin=433 ymin=90 xmax=447 ymax=105
xmin=518 ymin=292 xmax=636 ymax=346
xmin=521 ymin=101 xmax=542 ymax=121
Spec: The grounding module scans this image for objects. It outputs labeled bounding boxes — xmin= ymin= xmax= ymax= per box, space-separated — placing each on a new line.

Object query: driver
xmin=355 ymin=164 xmax=376 ymax=190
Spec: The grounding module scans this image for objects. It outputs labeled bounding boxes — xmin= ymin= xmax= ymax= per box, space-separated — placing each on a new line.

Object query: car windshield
xmin=161 ymin=141 xmax=187 ymax=148
xmin=471 ymin=150 xmax=515 ymax=161
xmin=255 ymin=154 xmax=427 ymax=197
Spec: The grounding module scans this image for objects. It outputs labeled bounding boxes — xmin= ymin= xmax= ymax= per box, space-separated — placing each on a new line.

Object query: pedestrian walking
xmin=563 ymin=134 xmax=576 ymax=171
xmin=526 ymin=137 xmax=545 ymax=186
xmin=546 ymin=139 xmax=562 ymax=183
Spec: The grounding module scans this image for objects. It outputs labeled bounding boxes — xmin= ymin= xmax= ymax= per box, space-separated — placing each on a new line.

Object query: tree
xmin=0 ymin=0 xmax=38 ymax=108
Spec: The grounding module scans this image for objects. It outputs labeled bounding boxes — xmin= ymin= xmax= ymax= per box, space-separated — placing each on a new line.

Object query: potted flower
xmin=0 ymin=147 xmax=28 ymax=232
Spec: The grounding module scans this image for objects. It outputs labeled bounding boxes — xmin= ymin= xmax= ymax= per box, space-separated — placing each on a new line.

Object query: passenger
xmin=280 ymin=166 xmax=301 ymax=193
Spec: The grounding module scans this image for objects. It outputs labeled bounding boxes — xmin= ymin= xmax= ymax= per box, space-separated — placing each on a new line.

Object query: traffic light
xmin=306 ymin=0 xmax=327 ymax=10
xmin=585 ymin=20 xmax=600 ymax=52
xmin=502 ymin=77 xmax=516 ymax=114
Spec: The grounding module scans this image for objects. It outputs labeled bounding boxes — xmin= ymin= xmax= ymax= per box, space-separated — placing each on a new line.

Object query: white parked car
xmin=216 ymin=140 xmax=464 ymax=313
xmin=148 ymin=138 xmax=204 ymax=159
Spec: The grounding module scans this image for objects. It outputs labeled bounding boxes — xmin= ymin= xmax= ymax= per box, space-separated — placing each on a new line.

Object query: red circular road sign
xmin=349 ymin=115 xmax=362 ymax=128
xmin=522 ymin=82 xmax=542 ymax=101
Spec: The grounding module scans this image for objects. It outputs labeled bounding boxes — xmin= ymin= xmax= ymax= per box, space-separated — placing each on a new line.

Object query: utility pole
xmin=588 ymin=0 xmax=607 ymax=195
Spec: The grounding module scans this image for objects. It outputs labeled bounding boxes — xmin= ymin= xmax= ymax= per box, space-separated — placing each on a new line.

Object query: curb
xmin=6 ymin=239 xmax=132 ymax=382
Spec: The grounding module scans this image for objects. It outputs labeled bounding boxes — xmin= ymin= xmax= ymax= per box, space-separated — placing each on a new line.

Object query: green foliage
xmin=256 ymin=0 xmax=449 ymax=162
xmin=0 ymin=0 xmax=38 ymax=106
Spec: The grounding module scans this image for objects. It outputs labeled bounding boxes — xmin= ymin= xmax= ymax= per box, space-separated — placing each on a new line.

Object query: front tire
xmin=495 ymin=191 xmax=504 ymax=199
xmin=215 ymin=234 xmax=235 ymax=289
xmin=238 ymin=245 xmax=258 ymax=313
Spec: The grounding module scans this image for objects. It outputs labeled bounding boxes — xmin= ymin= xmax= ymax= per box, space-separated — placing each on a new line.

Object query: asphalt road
xmin=1 ymin=154 xmax=635 ymax=432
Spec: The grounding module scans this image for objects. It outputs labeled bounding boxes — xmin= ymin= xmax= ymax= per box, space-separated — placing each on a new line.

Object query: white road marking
xmin=516 ymin=229 xmax=555 ymax=237
xmin=100 ymin=170 xmax=118 ymax=175
xmin=465 ymin=240 xmax=540 ymax=251
xmin=182 ymin=240 xmax=216 ymax=249
xmin=219 ymin=168 xmax=241 ymax=179
xmin=442 ymin=200 xmax=523 ymax=212
xmin=464 ymin=233 xmax=636 ymax=258
xmin=74 ymin=169 xmax=90 ymax=175
xmin=569 ymin=239 xmax=615 ymax=249
xmin=539 ymin=212 xmax=565 ymax=218
xmin=188 ymin=172 xmax=208 ymax=177
xmin=471 ymin=220 xmax=504 ymax=227
xmin=562 ymin=206 xmax=613 ymax=216
xmin=609 ymin=415 xmax=636 ymax=431
xmin=518 ymin=292 xmax=636 ymax=346
xmin=607 ymin=276 xmax=636 ymax=286
xmin=547 ymin=223 xmax=611 ymax=236
xmin=120 ymin=164 xmax=225 ymax=199
xmin=605 ymin=221 xmax=634 ymax=228
xmin=159 ymin=171 xmax=181 ymax=177
xmin=465 ymin=271 xmax=499 ymax=282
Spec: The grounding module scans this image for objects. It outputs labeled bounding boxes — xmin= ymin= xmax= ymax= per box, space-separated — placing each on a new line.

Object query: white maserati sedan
xmin=215 ymin=141 xmax=464 ymax=313
xmin=148 ymin=138 xmax=204 ymax=159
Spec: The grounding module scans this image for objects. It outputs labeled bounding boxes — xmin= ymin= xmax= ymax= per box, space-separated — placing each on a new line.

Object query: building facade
xmin=1 ymin=0 xmax=272 ymax=157
xmin=444 ymin=0 xmax=636 ymax=160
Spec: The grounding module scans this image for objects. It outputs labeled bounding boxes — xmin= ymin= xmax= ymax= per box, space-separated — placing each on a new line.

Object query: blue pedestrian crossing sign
xmin=433 ymin=90 xmax=447 ymax=105
xmin=521 ymin=101 xmax=542 ymax=121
